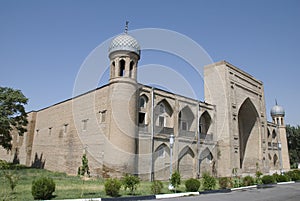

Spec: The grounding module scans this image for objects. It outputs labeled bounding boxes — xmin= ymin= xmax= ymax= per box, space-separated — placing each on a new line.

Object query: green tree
xmin=77 ymin=153 xmax=90 ymax=197
xmin=0 ymin=87 xmax=28 ymax=151
xmin=286 ymin=125 xmax=300 ymax=168
xmin=170 ymin=171 xmax=181 ymax=192
xmin=77 ymin=153 xmax=90 ymax=177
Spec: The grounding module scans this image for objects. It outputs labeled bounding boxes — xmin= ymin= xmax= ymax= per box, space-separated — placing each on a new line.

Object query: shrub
xmin=261 ymin=175 xmax=275 ymax=184
xmin=276 ymin=174 xmax=289 ymax=182
xmin=104 ymin=178 xmax=122 ymax=197
xmin=31 ymin=177 xmax=55 ymax=200
xmin=272 ymin=173 xmax=279 ymax=182
xmin=231 ymin=177 xmax=242 ymax=188
xmin=122 ymin=174 xmax=140 ymax=195
xmin=243 ymin=175 xmax=254 ymax=186
xmin=170 ymin=171 xmax=181 ymax=192
xmin=185 ymin=178 xmax=200 ymax=192
xmin=202 ymin=172 xmax=216 ymax=190
xmin=218 ymin=177 xmax=232 ymax=189
xmin=286 ymin=170 xmax=300 ymax=181
xmin=0 ymin=160 xmax=9 ymax=169
xmin=255 ymin=171 xmax=263 ymax=184
xmin=151 ymin=180 xmax=163 ymax=194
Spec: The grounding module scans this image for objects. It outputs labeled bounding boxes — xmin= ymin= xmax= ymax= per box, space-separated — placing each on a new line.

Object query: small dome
xmin=271 ymin=104 xmax=285 ymax=117
xmin=108 ymin=33 xmax=140 ymax=56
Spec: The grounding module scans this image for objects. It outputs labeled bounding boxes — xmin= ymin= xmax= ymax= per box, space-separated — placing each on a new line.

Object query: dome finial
xmin=124 ymin=21 xmax=129 ymax=34
xmin=275 ymin=99 xmax=278 ymax=106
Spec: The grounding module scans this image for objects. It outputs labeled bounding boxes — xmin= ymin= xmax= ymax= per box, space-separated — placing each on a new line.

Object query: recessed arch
xmin=153 ymin=143 xmax=170 ymax=180
xmin=273 ymin=154 xmax=278 ymax=166
xmin=178 ymin=146 xmax=195 ymax=179
xmin=272 ymin=130 xmax=277 ymax=139
xmin=178 ymin=105 xmax=195 ymax=131
xmin=238 ymin=98 xmax=259 ymax=169
xmin=153 ymin=143 xmax=170 ymax=162
xmin=154 ymin=99 xmax=173 ymax=128
xmin=199 ymin=111 xmax=211 ymax=134
xmin=199 ymin=147 xmax=214 ymax=176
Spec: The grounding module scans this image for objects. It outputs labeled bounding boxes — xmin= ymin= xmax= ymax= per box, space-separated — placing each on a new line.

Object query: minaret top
xmin=108 ymin=22 xmax=141 ymax=57
xmin=124 ymin=21 xmax=129 ymax=34
xmin=271 ymin=100 xmax=285 ymax=117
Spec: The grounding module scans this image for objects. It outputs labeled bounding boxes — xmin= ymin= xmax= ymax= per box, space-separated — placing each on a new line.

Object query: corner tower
xmin=104 ymin=24 xmax=140 ymax=177
xmin=270 ymin=102 xmax=290 ymax=171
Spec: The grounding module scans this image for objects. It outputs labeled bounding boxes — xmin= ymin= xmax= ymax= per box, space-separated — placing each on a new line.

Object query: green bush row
xmin=3 ymin=167 xmax=299 ymax=199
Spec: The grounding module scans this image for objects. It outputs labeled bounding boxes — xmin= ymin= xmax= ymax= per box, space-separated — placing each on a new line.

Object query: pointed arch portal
xmin=153 ymin=143 xmax=170 ymax=180
xmin=178 ymin=146 xmax=195 ymax=179
xmin=199 ymin=147 xmax=214 ymax=176
xmin=238 ymin=98 xmax=260 ymax=169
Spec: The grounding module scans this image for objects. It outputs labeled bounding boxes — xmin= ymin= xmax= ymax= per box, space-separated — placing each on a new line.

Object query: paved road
xmin=150 ymin=183 xmax=300 ymax=201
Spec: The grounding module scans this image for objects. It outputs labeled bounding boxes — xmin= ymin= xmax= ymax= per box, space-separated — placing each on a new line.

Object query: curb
xmin=200 ymin=189 xmax=231 ymax=194
xmin=102 ymin=195 xmax=156 ymax=201
xmin=277 ymin=181 xmax=295 ymax=185
xmin=231 ymin=185 xmax=257 ymax=191
xmin=155 ymin=192 xmax=199 ymax=199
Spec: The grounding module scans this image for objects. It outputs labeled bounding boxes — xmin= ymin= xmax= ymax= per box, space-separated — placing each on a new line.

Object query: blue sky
xmin=0 ymin=0 xmax=299 ymax=126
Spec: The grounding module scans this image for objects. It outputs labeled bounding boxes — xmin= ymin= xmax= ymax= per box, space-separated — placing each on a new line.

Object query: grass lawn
xmin=0 ymin=168 xmax=186 ymax=200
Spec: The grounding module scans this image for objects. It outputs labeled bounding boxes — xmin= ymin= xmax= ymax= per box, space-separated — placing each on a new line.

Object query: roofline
xmin=27 ymin=84 xmax=110 ymax=113
xmin=205 ymin=60 xmax=263 ymax=85
xmin=139 ymin=83 xmax=215 ymax=107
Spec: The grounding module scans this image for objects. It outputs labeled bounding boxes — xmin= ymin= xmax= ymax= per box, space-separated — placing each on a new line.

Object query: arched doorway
xmin=153 ymin=143 xmax=170 ymax=180
xmin=199 ymin=147 xmax=214 ymax=176
xmin=238 ymin=98 xmax=259 ymax=170
xmin=178 ymin=146 xmax=195 ymax=179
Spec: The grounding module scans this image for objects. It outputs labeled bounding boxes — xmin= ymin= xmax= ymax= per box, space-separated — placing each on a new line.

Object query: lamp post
xmin=169 ymin=134 xmax=174 ymax=190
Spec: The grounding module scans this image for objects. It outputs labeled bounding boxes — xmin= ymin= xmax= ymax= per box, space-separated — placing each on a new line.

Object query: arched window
xmin=129 ymin=61 xmax=134 ymax=78
xmin=119 ymin=59 xmax=125 ymax=77
xmin=111 ymin=61 xmax=116 ymax=78
xmin=272 ymin=130 xmax=276 ymax=139
xmin=139 ymin=96 xmax=146 ymax=108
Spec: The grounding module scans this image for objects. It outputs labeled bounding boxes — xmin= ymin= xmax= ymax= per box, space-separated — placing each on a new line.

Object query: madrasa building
xmin=0 ymin=30 xmax=290 ymax=180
